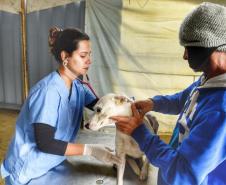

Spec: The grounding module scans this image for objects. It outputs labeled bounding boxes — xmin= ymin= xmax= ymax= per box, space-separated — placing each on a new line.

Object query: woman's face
xmin=67 ymin=40 xmax=92 ymax=76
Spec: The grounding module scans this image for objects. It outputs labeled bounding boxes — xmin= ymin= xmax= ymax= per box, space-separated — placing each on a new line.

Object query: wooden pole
xmin=20 ymin=0 xmax=29 ymax=101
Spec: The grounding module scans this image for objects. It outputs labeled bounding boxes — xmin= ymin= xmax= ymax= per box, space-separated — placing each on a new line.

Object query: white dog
xmin=85 ymin=93 xmax=159 ymax=185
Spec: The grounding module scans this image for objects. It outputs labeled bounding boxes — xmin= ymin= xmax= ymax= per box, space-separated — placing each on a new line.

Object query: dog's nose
xmin=85 ymin=123 xmax=90 ymax=129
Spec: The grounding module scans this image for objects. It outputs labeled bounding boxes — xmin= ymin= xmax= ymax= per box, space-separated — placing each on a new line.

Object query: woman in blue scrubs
xmin=1 ymin=27 xmax=120 ymax=185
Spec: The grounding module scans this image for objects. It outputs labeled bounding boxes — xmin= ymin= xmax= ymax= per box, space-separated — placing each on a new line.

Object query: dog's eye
xmin=96 ymin=107 xmax=102 ymax=113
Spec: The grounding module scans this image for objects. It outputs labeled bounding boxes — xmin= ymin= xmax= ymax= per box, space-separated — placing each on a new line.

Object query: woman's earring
xmin=63 ymin=60 xmax=68 ymax=67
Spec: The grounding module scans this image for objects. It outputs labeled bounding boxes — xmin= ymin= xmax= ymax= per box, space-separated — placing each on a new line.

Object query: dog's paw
xmin=139 ymin=171 xmax=148 ymax=181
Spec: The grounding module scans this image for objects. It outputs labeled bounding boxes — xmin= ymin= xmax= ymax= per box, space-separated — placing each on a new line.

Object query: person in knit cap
xmin=111 ymin=2 xmax=226 ymax=185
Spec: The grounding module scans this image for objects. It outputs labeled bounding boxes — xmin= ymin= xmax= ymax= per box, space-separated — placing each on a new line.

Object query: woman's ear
xmin=60 ymin=51 xmax=69 ymax=62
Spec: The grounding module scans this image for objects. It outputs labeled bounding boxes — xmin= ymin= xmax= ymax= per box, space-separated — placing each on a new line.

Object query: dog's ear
xmin=114 ymin=96 xmax=127 ymax=105
xmin=120 ymin=92 xmax=134 ymax=102
xmin=114 ymin=95 xmax=132 ymax=105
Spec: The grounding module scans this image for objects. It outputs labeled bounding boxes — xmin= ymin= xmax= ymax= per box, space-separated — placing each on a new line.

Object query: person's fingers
xmin=114 ymin=118 xmax=135 ymax=135
xmin=133 ymin=103 xmax=145 ymax=118
xmin=131 ymin=103 xmax=140 ymax=118
xmin=109 ymin=116 xmax=120 ymax=122
xmin=134 ymin=100 xmax=141 ymax=105
xmin=115 ymin=121 xmax=131 ymax=130
xmin=116 ymin=125 xmax=131 ymax=135
xmin=134 ymin=101 xmax=144 ymax=108
xmin=110 ymin=116 xmax=130 ymax=123
xmin=114 ymin=123 xmax=127 ymax=133
xmin=139 ymin=110 xmax=145 ymax=118
xmin=134 ymin=99 xmax=152 ymax=113
xmin=115 ymin=124 xmax=126 ymax=132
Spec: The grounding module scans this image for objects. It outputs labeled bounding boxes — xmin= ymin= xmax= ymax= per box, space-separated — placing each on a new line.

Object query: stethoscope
xmin=61 ymin=58 xmax=99 ymax=100
xmin=77 ymin=74 xmax=99 ymax=100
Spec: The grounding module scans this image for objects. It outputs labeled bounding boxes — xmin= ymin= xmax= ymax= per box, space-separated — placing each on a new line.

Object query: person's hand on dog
xmin=110 ymin=103 xmax=144 ymax=135
xmin=134 ymin=99 xmax=154 ymax=116
xmin=83 ymin=144 xmax=121 ymax=165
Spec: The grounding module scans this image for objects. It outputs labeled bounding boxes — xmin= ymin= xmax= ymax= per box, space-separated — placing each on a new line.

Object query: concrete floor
xmin=0 ymin=109 xmax=171 ymax=185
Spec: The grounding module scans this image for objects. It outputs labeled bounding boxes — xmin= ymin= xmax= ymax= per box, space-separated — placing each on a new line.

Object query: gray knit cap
xmin=179 ymin=2 xmax=226 ymax=51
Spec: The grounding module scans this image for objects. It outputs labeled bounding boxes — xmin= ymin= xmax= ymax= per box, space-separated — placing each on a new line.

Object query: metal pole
xmin=20 ymin=0 xmax=29 ymax=102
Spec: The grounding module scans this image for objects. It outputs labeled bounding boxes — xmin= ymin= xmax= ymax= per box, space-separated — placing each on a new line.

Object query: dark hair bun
xmin=48 ymin=27 xmax=90 ymax=63
xmin=48 ymin=27 xmax=62 ymax=53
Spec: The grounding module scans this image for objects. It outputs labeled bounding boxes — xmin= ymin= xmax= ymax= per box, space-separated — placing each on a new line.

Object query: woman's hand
xmin=83 ymin=144 xmax=121 ymax=165
xmin=110 ymin=103 xmax=144 ymax=135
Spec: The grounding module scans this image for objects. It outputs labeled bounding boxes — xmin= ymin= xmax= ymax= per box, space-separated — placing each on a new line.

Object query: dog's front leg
xmin=140 ymin=157 xmax=149 ymax=180
xmin=116 ymin=153 xmax=126 ymax=185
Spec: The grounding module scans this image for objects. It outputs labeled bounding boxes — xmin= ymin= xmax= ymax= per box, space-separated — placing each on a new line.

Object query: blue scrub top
xmin=0 ymin=71 xmax=96 ymax=184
